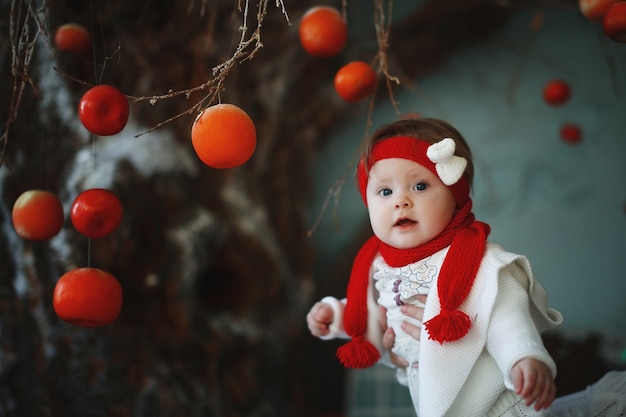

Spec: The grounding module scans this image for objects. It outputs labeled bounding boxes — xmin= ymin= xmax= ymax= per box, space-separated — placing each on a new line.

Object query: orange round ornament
xmin=12 ymin=190 xmax=64 ymax=240
xmin=299 ymin=6 xmax=347 ymax=58
xmin=334 ymin=61 xmax=377 ymax=103
xmin=191 ymin=103 xmax=257 ymax=169
xmin=53 ymin=268 xmax=123 ymax=327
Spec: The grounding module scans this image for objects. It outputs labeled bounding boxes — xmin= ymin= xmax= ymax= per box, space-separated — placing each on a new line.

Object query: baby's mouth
xmin=394 ymin=217 xmax=417 ymax=227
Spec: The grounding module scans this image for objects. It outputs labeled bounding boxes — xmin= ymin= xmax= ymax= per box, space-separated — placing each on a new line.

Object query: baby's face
xmin=365 ymin=158 xmax=456 ymax=249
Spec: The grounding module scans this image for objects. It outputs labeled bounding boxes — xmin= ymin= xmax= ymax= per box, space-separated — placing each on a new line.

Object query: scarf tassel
xmin=336 ymin=337 xmax=380 ymax=369
xmin=424 ymin=309 xmax=471 ymax=344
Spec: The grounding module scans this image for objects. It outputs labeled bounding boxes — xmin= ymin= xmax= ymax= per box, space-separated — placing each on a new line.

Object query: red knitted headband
xmin=357 ymin=136 xmax=470 ymax=208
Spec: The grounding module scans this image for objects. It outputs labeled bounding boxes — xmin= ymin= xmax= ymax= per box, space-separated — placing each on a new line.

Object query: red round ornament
xmin=560 ymin=123 xmax=582 ymax=144
xmin=543 ymin=80 xmax=571 ymax=106
xmin=334 ymin=61 xmax=377 ymax=103
xmin=78 ymin=85 xmax=129 ymax=136
xmin=71 ymin=188 xmax=123 ymax=238
xmin=603 ymin=1 xmax=626 ymax=42
xmin=53 ymin=267 xmax=123 ymax=327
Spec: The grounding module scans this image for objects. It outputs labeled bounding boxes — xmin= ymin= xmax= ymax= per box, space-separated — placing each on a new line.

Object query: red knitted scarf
xmin=336 ymin=200 xmax=491 ymax=369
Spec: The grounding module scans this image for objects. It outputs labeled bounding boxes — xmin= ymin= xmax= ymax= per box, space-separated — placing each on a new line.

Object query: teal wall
xmin=309 ymin=7 xmax=626 ymax=336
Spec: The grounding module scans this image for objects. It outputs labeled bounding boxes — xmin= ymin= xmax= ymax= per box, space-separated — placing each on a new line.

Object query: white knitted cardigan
xmin=320 ymin=242 xmax=563 ymax=417
xmin=417 ymin=243 xmax=562 ymax=416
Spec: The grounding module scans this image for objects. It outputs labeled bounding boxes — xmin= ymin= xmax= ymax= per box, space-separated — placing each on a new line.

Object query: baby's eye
xmin=413 ymin=182 xmax=427 ymax=191
xmin=379 ymin=188 xmax=392 ymax=197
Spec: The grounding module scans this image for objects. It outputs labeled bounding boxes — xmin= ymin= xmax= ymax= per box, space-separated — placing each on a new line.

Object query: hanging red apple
xmin=560 ymin=124 xmax=582 ymax=144
xmin=78 ymin=85 xmax=129 ymax=136
xmin=71 ymin=188 xmax=123 ymax=238
xmin=54 ymin=23 xmax=91 ymax=54
xmin=603 ymin=1 xmax=626 ymax=42
xmin=579 ymin=0 xmax=619 ymax=20
xmin=542 ymin=80 xmax=571 ymax=106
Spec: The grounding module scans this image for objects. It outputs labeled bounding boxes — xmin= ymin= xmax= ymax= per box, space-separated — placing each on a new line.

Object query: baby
xmin=307 ymin=118 xmax=563 ymax=416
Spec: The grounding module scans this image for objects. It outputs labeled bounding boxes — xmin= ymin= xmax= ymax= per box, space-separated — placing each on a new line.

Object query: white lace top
xmin=373 ymin=248 xmax=448 ymax=364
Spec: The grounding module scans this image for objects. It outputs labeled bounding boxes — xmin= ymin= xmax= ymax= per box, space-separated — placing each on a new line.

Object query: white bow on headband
xmin=426 ymin=138 xmax=467 ymax=186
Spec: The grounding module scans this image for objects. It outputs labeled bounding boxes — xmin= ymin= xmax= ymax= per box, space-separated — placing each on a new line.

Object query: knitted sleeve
xmin=485 ymin=262 xmax=557 ymax=390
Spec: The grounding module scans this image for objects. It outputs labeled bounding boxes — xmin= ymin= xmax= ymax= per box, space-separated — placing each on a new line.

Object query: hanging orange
xmin=191 ymin=103 xmax=257 ymax=169
xmin=299 ymin=6 xmax=347 ymax=58
xmin=53 ymin=268 xmax=123 ymax=327
xmin=334 ymin=61 xmax=378 ymax=103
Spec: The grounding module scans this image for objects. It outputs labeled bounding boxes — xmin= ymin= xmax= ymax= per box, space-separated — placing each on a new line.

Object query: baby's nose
xmin=395 ymin=193 xmax=412 ymax=208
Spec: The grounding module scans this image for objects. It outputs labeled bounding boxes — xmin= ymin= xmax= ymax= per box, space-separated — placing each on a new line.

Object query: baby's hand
xmin=306 ymin=302 xmax=334 ymax=337
xmin=510 ymin=358 xmax=556 ymax=411
xmin=382 ymin=326 xmax=409 ymax=368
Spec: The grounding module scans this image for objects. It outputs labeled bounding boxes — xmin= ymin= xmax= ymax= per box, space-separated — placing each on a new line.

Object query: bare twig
xmin=1 ymin=0 xmax=47 ymax=170
xmin=507 ymin=11 xmax=543 ymax=107
xmin=3 ymin=0 xmax=290 ymax=153
xmin=373 ymin=0 xmax=400 ymax=113
xmin=133 ymin=0 xmax=289 ymax=138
